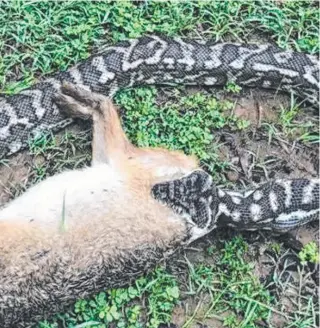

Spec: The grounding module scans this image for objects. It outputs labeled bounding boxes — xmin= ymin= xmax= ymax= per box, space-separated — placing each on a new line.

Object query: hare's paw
xmin=54 ymin=82 xmax=112 ymax=119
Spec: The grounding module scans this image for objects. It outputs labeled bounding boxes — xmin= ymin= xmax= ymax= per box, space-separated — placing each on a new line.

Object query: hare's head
xmin=151 ymin=170 xmax=218 ymax=243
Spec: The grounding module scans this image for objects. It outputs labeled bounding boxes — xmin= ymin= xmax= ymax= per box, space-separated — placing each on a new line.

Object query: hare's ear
xmin=151 ymin=170 xmax=218 ymax=232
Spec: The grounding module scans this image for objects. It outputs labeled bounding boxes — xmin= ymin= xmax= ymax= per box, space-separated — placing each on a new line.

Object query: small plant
xmin=28 ymin=133 xmax=56 ymax=156
xmin=225 ymin=82 xmax=242 ymax=94
xmin=279 ymin=103 xmax=299 ymax=129
xmin=189 ymin=264 xmax=215 ymax=294
xmin=144 ymin=268 xmax=180 ymax=328
xmin=269 ymin=100 xmax=320 ymax=144
xmin=39 ymin=267 xmax=180 ymax=327
xmin=270 ymin=242 xmax=281 ymax=255
xmin=223 ymin=313 xmax=239 ymax=328
xmin=32 ymin=163 xmax=47 ymax=182
xmin=299 ymin=241 xmax=319 ymax=265
xmin=206 ymin=245 xmax=216 ymax=256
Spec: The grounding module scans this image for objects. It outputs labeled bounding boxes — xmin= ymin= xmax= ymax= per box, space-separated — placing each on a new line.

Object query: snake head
xmin=151 ymin=169 xmax=219 ymax=243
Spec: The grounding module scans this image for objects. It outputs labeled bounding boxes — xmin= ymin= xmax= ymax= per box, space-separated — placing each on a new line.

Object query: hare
xmin=0 ymin=83 xmax=208 ymax=327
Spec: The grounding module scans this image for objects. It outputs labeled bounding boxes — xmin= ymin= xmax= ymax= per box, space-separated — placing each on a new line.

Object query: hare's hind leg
xmin=55 ymin=83 xmax=135 ymax=166
xmin=55 ymin=83 xmax=199 ymax=181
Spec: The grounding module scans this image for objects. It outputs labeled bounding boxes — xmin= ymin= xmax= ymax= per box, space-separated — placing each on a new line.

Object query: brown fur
xmin=0 ymin=83 xmax=200 ymax=326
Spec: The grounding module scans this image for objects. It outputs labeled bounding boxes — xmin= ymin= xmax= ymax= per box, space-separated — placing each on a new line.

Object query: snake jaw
xmin=151 ymin=169 xmax=219 ymax=243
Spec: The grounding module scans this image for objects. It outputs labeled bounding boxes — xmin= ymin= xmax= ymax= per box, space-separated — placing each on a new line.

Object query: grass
xmin=261 ymin=95 xmax=320 ymax=145
xmin=39 ymin=267 xmax=181 ymax=328
xmin=298 ymin=241 xmax=320 ymax=265
xmin=0 ymin=0 xmax=319 ymax=93
xmin=0 ymin=1 xmax=319 ymax=327
xmin=184 ymin=237 xmax=273 ymax=327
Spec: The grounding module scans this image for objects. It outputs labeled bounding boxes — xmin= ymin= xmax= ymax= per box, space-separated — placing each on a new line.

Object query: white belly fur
xmin=0 ymin=164 xmax=124 ymax=228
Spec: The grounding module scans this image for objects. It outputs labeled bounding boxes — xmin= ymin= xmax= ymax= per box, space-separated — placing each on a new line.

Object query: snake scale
xmin=0 ymin=34 xmax=319 ymax=230
xmin=153 ymin=171 xmax=320 ymax=241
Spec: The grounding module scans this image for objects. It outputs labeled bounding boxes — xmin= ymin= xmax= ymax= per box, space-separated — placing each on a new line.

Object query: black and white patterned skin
xmin=152 ymin=170 xmax=219 ymax=243
xmin=0 ymin=35 xmax=319 ymax=159
xmin=152 ymin=170 xmax=320 ymax=240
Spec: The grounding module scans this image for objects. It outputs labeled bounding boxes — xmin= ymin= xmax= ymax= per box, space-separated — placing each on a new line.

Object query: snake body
xmin=0 ymin=35 xmax=319 ymax=159
xmin=152 ymin=171 xmax=320 ymax=241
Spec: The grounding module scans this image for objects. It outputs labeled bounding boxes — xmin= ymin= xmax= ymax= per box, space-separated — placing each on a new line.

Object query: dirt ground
xmin=0 ymin=86 xmax=319 ymax=328
xmin=168 ymin=88 xmax=319 ymax=327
